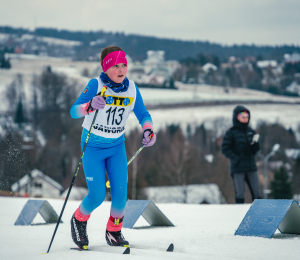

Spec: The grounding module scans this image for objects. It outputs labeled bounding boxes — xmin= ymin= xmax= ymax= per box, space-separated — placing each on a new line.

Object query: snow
xmin=1 ymin=57 xmax=300 ymax=135
xmin=139 ymin=82 xmax=300 ymax=105
xmin=5 ymin=53 xmax=71 ymax=61
xmin=202 ymin=62 xmax=218 ymax=72
xmin=257 ymin=60 xmax=278 ymax=68
xmin=145 ymin=184 xmax=225 ymax=204
xmin=0 ymin=58 xmax=99 ymax=112
xmin=2 ymin=57 xmax=300 ymax=110
xmin=285 ymin=149 xmax=300 ymax=159
xmin=36 ymin=36 xmax=81 ymax=46
xmin=126 ymin=103 xmax=300 ymax=135
xmin=36 ymin=130 xmax=47 ymax=147
xmin=11 ymin=175 xmax=31 ymax=192
xmin=0 ymin=33 xmax=81 ymax=46
xmin=1 ymin=197 xmax=300 ymax=260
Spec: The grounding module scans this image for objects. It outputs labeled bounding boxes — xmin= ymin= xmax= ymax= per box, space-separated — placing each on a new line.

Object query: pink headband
xmin=102 ymin=51 xmax=127 ymax=72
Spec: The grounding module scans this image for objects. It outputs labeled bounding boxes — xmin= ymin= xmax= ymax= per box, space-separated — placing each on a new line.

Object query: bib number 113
xmin=106 ymin=107 xmax=125 ymax=125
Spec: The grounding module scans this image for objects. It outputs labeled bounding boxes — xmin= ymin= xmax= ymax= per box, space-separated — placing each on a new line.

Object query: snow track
xmin=1 ymin=197 xmax=300 ymax=260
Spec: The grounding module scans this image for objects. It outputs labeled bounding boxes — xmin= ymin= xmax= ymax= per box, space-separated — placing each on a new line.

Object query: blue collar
xmin=100 ymin=72 xmax=129 ymax=93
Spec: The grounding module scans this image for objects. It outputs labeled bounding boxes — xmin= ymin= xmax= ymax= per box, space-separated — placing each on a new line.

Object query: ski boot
xmin=105 ymin=216 xmax=129 ymax=247
xmin=106 ymin=229 xmax=129 ymax=247
xmin=71 ymin=214 xmax=89 ymax=250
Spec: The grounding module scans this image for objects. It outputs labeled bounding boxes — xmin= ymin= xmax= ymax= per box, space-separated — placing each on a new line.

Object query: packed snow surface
xmin=1 ymin=197 xmax=300 ymax=260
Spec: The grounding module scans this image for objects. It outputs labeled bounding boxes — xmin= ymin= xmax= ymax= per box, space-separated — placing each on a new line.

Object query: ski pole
xmin=106 ymin=133 xmax=154 ymax=188
xmin=46 ymin=86 xmax=107 ymax=254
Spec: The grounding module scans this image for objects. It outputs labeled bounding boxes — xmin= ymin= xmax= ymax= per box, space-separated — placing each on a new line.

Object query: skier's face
xmin=106 ymin=63 xmax=127 ymax=83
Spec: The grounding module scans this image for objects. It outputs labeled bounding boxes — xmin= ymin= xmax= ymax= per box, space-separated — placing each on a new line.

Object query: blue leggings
xmin=79 ymin=142 xmax=128 ymax=219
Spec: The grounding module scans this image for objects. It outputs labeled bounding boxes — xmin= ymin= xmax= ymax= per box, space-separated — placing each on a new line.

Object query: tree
xmin=0 ymin=132 xmax=31 ymax=191
xmin=292 ymin=156 xmax=300 ymax=195
xmin=14 ymin=99 xmax=26 ymax=124
xmin=35 ymin=66 xmax=78 ymax=139
xmin=256 ymin=122 xmax=299 ymax=157
xmin=0 ymin=52 xmax=11 ymax=69
xmin=270 ymin=167 xmax=293 ymax=199
xmin=5 ymin=73 xmax=25 ymax=113
xmin=27 ymin=68 xmax=80 ymax=189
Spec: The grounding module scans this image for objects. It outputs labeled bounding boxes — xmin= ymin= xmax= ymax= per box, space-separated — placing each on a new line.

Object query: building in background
xmin=127 ymin=50 xmax=181 ymax=88
xmin=144 ymin=184 xmax=226 ymax=204
xmin=11 ymin=169 xmax=63 ymax=198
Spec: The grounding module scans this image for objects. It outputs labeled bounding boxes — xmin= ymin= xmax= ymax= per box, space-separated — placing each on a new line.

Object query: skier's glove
xmin=142 ymin=128 xmax=156 ymax=147
xmin=87 ymin=95 xmax=106 ymax=114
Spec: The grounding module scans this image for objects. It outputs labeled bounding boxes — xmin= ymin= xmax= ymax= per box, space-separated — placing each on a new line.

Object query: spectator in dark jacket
xmin=221 ymin=105 xmax=261 ymax=203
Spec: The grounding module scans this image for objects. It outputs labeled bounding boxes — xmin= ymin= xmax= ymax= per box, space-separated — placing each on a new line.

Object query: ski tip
xmin=70 ymin=247 xmax=81 ymax=251
xmin=166 ymin=243 xmax=174 ymax=252
xmin=123 ymin=247 xmax=130 ymax=254
xmin=70 ymin=247 xmax=89 ymax=251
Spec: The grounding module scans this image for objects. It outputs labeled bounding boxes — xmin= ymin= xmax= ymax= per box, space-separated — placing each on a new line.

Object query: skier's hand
xmin=142 ymin=128 xmax=156 ymax=147
xmin=90 ymin=95 xmax=106 ymax=110
xmin=250 ymin=142 xmax=260 ymax=154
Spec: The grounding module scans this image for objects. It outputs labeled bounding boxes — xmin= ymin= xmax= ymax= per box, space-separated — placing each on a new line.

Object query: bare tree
xmin=5 ymin=73 xmax=25 ymax=113
xmin=154 ymin=128 xmax=197 ymax=203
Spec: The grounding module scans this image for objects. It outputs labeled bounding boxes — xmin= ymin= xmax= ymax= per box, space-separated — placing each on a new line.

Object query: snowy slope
xmin=1 ymin=57 xmax=300 ymax=136
xmin=0 ymin=33 xmax=81 ymax=46
xmin=2 ymin=57 xmax=300 ymax=112
xmin=1 ymin=197 xmax=300 ymax=260
xmin=0 ymin=58 xmax=99 ymax=112
xmin=126 ymin=103 xmax=300 ymax=135
xmin=139 ymin=83 xmax=300 ymax=106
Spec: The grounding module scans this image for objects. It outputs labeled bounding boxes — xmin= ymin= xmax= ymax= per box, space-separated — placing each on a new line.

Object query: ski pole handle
xmin=98 ymin=85 xmax=107 ymax=97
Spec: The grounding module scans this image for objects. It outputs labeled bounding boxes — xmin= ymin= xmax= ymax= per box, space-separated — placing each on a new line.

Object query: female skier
xmin=69 ymin=46 xmax=156 ymax=249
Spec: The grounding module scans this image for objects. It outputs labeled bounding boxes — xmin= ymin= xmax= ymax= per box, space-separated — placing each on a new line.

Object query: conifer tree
xmin=14 ymin=99 xmax=25 ymax=124
xmin=270 ymin=166 xmax=293 ymax=199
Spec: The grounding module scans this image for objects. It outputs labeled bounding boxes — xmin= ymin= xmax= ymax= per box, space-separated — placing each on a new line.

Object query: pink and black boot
xmin=71 ymin=208 xmax=90 ymax=250
xmin=105 ymin=216 xmax=129 ymax=247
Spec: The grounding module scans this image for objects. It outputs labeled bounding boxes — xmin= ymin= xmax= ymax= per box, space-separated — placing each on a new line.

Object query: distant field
xmin=127 ymin=103 xmax=300 ymax=135
xmin=1 ymin=57 xmax=300 ymax=134
xmin=140 ymin=82 xmax=300 ymax=107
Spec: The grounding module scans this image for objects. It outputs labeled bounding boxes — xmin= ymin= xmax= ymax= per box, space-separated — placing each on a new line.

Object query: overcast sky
xmin=1 ymin=0 xmax=299 ymax=46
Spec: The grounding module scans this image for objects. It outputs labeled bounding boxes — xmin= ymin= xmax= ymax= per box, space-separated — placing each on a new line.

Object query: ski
xmin=70 ymin=247 xmax=88 ymax=251
xmin=129 ymin=243 xmax=174 ymax=252
xmin=70 ymin=246 xmax=130 ymax=254
xmin=70 ymin=243 xmax=173 ymax=254
xmin=167 ymin=243 xmax=174 ymax=252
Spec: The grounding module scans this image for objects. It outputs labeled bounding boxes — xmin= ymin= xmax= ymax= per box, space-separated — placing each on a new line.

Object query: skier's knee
xmin=88 ymin=191 xmax=106 ymax=207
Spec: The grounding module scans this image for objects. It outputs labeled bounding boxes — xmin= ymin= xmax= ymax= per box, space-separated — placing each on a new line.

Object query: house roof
xmin=285 ymin=149 xmax=300 ymax=159
xmin=11 ymin=169 xmax=63 ymax=192
xmin=202 ymin=63 xmax=218 ymax=72
xmin=257 ymin=60 xmax=277 ymax=68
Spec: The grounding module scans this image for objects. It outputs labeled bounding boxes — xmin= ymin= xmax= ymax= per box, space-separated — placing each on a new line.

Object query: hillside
xmin=1 ymin=26 xmax=300 ymax=61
